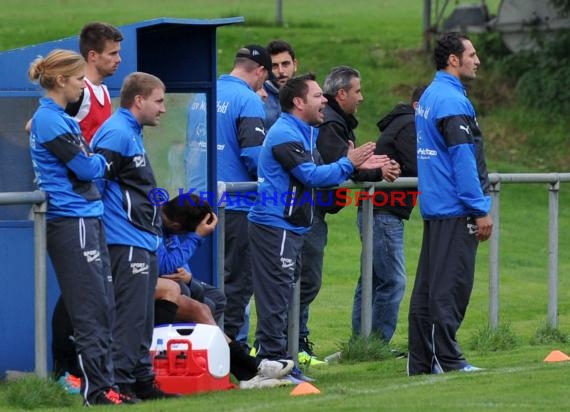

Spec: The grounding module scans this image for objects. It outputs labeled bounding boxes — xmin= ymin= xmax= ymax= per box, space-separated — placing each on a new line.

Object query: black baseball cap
xmin=236 ymin=44 xmax=272 ymax=72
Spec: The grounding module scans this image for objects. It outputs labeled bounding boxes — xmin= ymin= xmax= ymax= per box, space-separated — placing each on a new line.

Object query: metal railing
xmin=0 ymin=191 xmax=47 ymax=378
xmin=218 ymin=173 xmax=570 ymax=359
xmin=7 ymin=172 xmax=570 ymax=376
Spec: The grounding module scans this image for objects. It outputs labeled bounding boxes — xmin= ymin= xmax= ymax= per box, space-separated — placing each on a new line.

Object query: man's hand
xmin=357 ymin=154 xmax=390 ymax=171
xmin=347 ymin=141 xmax=375 ymax=168
xmin=381 ymin=159 xmax=401 ymax=182
xmin=196 ymin=212 xmax=218 ymax=237
xmin=474 ymin=215 xmax=493 ymax=242
xmin=161 ymin=267 xmax=192 ymax=284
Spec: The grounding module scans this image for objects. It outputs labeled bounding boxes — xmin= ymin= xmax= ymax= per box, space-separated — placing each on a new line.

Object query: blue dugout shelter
xmin=0 ymin=17 xmax=242 ymax=376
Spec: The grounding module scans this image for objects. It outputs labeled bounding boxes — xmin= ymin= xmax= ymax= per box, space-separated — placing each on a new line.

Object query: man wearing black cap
xmin=217 ymin=45 xmax=271 ymax=346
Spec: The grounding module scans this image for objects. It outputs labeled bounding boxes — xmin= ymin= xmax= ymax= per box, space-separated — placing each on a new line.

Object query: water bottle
xmin=175 ymin=351 xmax=188 ymax=375
xmin=154 ymin=338 xmax=168 ymax=374
xmin=324 ymin=351 xmax=342 ymax=364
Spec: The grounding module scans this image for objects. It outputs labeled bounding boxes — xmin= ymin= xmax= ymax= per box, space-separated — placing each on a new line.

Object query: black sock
xmin=154 ymin=300 xmax=178 ymax=325
xmin=229 ymin=340 xmax=257 ymax=381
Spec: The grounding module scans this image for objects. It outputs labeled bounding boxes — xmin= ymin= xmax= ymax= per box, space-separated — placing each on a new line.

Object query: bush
xmin=475 ymin=29 xmax=570 ymax=116
xmin=530 ymin=323 xmax=569 ymax=345
xmin=339 ymin=334 xmax=402 ymax=363
xmin=469 ymin=323 xmax=519 ymax=352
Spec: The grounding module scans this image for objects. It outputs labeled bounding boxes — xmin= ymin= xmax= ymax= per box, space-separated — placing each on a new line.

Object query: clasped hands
xmin=347 ymin=141 xmax=401 ymax=182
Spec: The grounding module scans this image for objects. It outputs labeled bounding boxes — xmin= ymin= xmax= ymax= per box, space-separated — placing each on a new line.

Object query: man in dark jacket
xmin=296 ymin=66 xmax=400 ymax=364
xmin=352 ymin=85 xmax=426 ymax=344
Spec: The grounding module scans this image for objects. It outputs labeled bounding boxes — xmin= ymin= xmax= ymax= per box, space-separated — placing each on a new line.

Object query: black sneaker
xmin=89 ymin=388 xmax=123 ymax=406
xmin=117 ymin=383 xmax=142 ymax=404
xmin=134 ymin=379 xmax=180 ymax=400
xmin=299 ymin=337 xmax=316 ymax=357
xmin=118 ymin=390 xmax=141 ymax=404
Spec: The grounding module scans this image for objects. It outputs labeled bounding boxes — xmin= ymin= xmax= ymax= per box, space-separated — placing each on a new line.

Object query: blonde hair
xmin=28 ymin=49 xmax=86 ymax=90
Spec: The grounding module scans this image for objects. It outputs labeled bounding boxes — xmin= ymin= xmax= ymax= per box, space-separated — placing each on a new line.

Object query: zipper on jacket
xmin=309 ymin=127 xmax=315 ymax=224
xmin=125 ymin=190 xmax=132 ymax=222
xmin=287 ymin=185 xmax=297 ymax=217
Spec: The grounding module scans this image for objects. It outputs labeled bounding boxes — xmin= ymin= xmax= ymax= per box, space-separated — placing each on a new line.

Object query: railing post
xmin=217 ymin=182 xmax=226 ymax=329
xmin=547 ymin=180 xmax=560 ymax=328
xmin=287 ymin=277 xmax=300 ymax=364
xmin=488 ymin=180 xmax=500 ymax=329
xmin=33 ymin=198 xmax=48 ymax=378
xmin=360 ymin=184 xmax=375 ymax=337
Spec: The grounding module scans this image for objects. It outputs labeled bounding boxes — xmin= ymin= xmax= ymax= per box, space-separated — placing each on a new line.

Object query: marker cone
xmin=290 ymin=381 xmax=321 ymax=396
xmin=544 ymin=350 xmax=570 ymax=362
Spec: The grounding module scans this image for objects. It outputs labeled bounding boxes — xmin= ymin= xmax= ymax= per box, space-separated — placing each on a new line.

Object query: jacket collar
xmin=323 ymin=94 xmax=359 ymax=130
xmin=435 ymin=71 xmax=467 ymax=96
xmin=117 ymin=107 xmax=143 ymax=133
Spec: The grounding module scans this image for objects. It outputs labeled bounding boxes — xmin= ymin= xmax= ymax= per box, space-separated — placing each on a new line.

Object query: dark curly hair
xmin=162 ymin=194 xmax=213 ymax=232
xmin=434 ymin=32 xmax=469 ymax=70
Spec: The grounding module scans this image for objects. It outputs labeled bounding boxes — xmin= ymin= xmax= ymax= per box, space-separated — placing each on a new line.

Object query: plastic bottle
xmin=173 ymin=351 xmax=186 ymax=375
xmin=153 ymin=338 xmax=168 ymax=374
xmin=324 ymin=351 xmax=342 ymax=363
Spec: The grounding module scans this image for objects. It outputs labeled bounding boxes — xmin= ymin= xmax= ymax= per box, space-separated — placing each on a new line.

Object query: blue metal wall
xmin=0 ymin=17 xmax=243 ymax=375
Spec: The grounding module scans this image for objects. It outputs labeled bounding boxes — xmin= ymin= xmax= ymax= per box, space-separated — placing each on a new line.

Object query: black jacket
xmin=316 ymin=96 xmax=383 ymax=214
xmin=374 ymin=103 xmax=418 ymax=219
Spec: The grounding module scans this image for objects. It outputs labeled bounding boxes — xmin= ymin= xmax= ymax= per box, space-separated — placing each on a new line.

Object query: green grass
xmin=2 ymin=0 xmax=570 ymax=410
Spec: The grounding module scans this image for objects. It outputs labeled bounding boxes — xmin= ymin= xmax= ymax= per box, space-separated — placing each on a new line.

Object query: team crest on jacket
xmin=133 ymin=155 xmax=146 ymax=168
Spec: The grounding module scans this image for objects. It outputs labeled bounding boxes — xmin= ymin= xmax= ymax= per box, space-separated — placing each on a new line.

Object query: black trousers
xmin=249 ymin=221 xmax=304 ymax=360
xmin=109 ymin=245 xmax=158 ymax=385
xmin=47 ymin=217 xmax=115 ymax=403
xmin=408 ymin=217 xmax=479 ymax=375
xmin=223 ymin=211 xmax=253 ymax=338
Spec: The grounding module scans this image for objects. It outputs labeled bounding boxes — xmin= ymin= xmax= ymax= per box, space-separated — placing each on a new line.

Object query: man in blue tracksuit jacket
xmin=92 ymin=72 xmax=176 ymax=400
xmin=408 ymin=32 xmax=493 ymax=375
xmin=217 ymin=45 xmax=272 ymax=340
xmin=248 ymin=73 xmax=379 ymax=364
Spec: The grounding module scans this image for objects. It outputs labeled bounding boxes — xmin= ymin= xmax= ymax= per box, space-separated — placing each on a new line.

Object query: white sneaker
xmin=459 ymin=364 xmax=484 ymax=372
xmin=258 ymin=359 xmax=295 ymax=379
xmin=239 ymin=374 xmax=293 ymax=390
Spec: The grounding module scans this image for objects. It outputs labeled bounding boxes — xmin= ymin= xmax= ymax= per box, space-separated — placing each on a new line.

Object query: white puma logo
xmin=255 ymin=127 xmax=266 ymax=136
xmin=459 ymin=125 xmax=470 ymax=134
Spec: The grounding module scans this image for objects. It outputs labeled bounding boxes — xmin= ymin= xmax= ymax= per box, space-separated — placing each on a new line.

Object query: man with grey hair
xmin=295 ymin=66 xmax=400 ymax=365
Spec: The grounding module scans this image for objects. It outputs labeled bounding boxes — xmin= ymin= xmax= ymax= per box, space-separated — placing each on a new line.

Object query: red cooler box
xmin=150 ymin=323 xmax=235 ymax=394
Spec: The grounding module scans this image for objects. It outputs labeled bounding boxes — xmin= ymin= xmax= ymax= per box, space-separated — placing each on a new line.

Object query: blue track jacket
xmin=248 ymin=112 xmax=354 ymax=235
xmin=91 ymin=108 xmax=161 ymax=251
xmin=415 ymin=71 xmax=491 ymax=219
xmin=30 ymin=97 xmax=106 ymax=219
xmin=157 ymin=229 xmax=203 ymax=275
xmin=216 ymin=74 xmax=266 ymax=212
